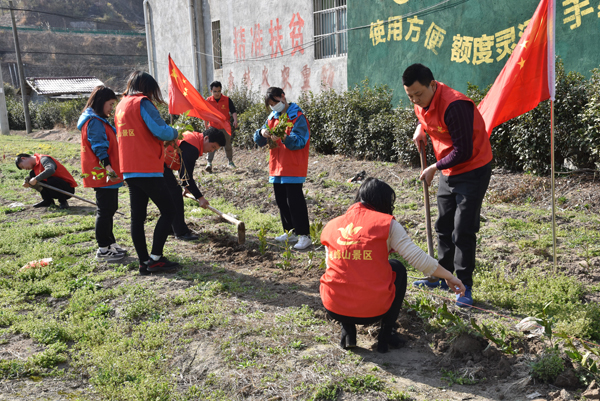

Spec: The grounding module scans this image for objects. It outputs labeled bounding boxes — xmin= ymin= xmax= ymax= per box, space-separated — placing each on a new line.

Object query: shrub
xmin=225 ymin=82 xmax=261 ymax=116
xmin=58 ymin=98 xmax=87 ymax=128
xmin=530 ymin=348 xmax=565 ymax=383
xmin=6 ymin=98 xmax=25 ymax=130
xmin=580 ymin=68 xmax=600 ymax=163
xmin=31 ymin=101 xmax=62 ymax=130
xmin=236 ymin=102 xmax=269 ymax=148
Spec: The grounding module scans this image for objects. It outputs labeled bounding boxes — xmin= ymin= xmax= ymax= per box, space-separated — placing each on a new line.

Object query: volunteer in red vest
xmin=116 ymin=71 xmax=179 ymax=275
xmin=163 ymin=127 xmax=226 ymax=240
xmin=320 ymin=178 xmax=465 ymax=352
xmin=403 ymin=63 xmax=493 ymax=308
xmin=253 ymin=87 xmax=312 ymax=250
xmin=204 ymin=81 xmax=238 ymax=172
xmin=17 ymin=153 xmax=77 ymax=210
xmin=77 ymin=85 xmax=128 ymax=263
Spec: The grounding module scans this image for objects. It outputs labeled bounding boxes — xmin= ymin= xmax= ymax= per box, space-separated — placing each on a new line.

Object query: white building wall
xmin=145 ymin=0 xmax=347 ymax=101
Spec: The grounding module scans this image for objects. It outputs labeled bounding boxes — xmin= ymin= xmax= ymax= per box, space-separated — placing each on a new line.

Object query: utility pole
xmin=9 ymin=0 xmax=31 ymax=134
xmin=0 ymin=63 xmax=9 ymax=134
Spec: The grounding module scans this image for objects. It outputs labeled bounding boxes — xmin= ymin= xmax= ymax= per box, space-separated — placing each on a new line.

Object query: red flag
xmin=168 ymin=55 xmax=231 ymax=135
xmin=477 ymin=0 xmax=555 ymax=135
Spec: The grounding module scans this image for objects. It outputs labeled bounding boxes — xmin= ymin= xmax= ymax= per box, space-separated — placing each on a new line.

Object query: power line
xmin=0 ymin=50 xmax=147 ymax=57
xmin=0 ymin=6 xmax=144 ymax=29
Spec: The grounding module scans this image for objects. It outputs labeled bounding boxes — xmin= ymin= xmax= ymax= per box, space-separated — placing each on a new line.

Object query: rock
xmin=582 ymin=380 xmax=600 ymax=399
xmin=548 ymin=389 xmax=573 ymax=401
xmin=553 ymin=368 xmax=579 ymax=389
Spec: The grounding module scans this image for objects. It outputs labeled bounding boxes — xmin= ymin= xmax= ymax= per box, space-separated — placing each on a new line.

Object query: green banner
xmin=348 ymin=0 xmax=600 ymax=104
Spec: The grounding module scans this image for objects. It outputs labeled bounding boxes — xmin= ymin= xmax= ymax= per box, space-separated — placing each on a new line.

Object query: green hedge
xmin=6 ymin=58 xmax=600 ymax=174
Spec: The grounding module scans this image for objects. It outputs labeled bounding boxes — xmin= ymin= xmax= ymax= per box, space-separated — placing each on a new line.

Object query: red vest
xmin=414 ymin=82 xmax=492 ymax=176
xmin=80 ymin=118 xmax=123 ymax=188
xmin=115 ymin=94 xmax=165 ymax=174
xmin=268 ymin=111 xmax=310 ymax=177
xmin=206 ymin=95 xmax=231 ymax=130
xmin=320 ymin=203 xmax=396 ymax=318
xmin=33 ymin=154 xmax=78 ymax=188
xmin=164 ymin=132 xmax=204 ymax=171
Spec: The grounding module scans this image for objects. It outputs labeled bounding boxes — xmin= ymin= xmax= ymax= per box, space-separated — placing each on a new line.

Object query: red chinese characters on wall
xmin=243 ymin=67 xmax=252 ymax=87
xmin=289 ymin=13 xmax=305 ymax=56
xmin=281 ymin=65 xmax=292 ymax=92
xmin=269 ymin=18 xmax=284 ymax=58
xmin=301 ymin=65 xmax=311 ymax=92
xmin=233 ymin=27 xmax=246 ymax=60
xmin=261 ymin=66 xmax=270 ymax=92
xmin=321 ymin=64 xmax=335 ymax=89
xmin=251 ymin=24 xmax=263 ymax=57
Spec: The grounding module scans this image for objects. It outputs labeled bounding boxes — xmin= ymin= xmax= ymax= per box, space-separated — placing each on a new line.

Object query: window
xmin=314 ymin=0 xmax=347 ymax=59
xmin=212 ymin=20 xmax=223 ymax=70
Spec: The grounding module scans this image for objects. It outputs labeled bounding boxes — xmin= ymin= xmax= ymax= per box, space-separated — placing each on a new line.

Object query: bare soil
xmin=2 ymin=129 xmax=600 ymax=400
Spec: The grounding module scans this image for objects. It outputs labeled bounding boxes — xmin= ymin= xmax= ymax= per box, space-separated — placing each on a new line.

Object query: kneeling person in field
xmin=164 ymin=127 xmax=226 ymax=240
xmin=16 ymin=153 xmax=78 ymax=209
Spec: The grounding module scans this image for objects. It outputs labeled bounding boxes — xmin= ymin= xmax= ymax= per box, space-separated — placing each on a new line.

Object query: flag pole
xmin=551 ymin=100 xmax=557 ymax=273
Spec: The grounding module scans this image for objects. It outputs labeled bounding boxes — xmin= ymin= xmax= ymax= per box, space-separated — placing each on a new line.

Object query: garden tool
xmin=185 ymin=193 xmax=245 ymax=244
xmin=27 ymin=179 xmax=124 ymax=215
xmin=418 ymin=142 xmax=438 ymax=284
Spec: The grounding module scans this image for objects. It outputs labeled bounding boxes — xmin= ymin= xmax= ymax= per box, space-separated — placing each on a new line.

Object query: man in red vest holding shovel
xmin=403 ymin=63 xmax=493 ymax=308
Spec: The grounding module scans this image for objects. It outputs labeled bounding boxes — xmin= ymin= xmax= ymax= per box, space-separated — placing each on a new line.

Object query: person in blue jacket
xmin=253 ymin=87 xmax=312 ymax=250
xmin=78 ymin=86 xmax=128 ymax=263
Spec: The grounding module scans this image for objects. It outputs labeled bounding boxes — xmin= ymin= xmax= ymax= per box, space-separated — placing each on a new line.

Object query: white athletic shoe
xmin=109 ymin=243 xmax=128 ymax=256
xmin=96 ymin=248 xmax=125 ymax=263
xmin=294 ymin=235 xmax=312 ymax=250
xmin=274 ymin=233 xmax=297 ymax=242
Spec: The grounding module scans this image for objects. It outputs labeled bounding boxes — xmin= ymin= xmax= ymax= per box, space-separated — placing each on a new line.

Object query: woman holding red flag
xmin=115 ymin=71 xmax=179 ymax=275
xmin=78 ymin=85 xmax=127 ymax=263
xmin=253 ymin=87 xmax=312 ymax=250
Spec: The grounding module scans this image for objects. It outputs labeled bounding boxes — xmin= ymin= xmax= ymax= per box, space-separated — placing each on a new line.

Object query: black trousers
xmin=39 ymin=176 xmax=74 ymax=202
xmin=325 ymin=259 xmax=408 ymax=326
xmin=94 ymin=188 xmax=119 ymax=248
xmin=163 ymin=167 xmax=190 ymax=237
xmin=436 ymin=163 xmax=491 ymax=288
xmin=273 ymin=183 xmax=310 ymax=236
xmin=126 ymin=177 xmax=175 ymax=263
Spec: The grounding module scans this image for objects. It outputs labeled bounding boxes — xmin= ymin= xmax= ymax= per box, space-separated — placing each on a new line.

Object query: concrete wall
xmin=145 ymin=0 xmax=348 ymax=103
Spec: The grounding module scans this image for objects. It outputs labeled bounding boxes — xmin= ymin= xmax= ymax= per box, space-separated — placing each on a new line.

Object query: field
xmin=1 ymin=130 xmax=600 ymax=401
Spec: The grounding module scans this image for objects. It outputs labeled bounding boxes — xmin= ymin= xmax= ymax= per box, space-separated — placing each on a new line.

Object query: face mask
xmin=270 ymin=101 xmax=285 ymax=113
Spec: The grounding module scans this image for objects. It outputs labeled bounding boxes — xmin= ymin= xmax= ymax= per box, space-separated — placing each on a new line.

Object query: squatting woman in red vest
xmin=253 ymin=87 xmax=312 ymax=250
xmin=115 ymin=71 xmax=179 ymax=275
xmin=78 ymin=85 xmax=128 ymax=263
xmin=320 ymin=178 xmax=465 ymax=353
xmin=16 ymin=153 xmax=77 ymax=209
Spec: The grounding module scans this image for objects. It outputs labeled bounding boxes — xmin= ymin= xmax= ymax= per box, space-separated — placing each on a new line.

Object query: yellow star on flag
xmin=183 ymin=88 xmax=188 ymax=97
xmin=517 ymin=57 xmax=526 ymax=69
xmin=437 ymin=126 xmax=444 ymax=132
xmin=182 ymin=78 xmax=187 ymax=84
xmin=519 ymin=40 xmax=528 ymax=49
xmin=170 ymin=69 xmax=179 ymax=84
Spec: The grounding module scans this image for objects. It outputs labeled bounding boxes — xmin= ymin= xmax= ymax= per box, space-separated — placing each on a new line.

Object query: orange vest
xmin=115 ymin=94 xmax=165 ymax=174
xmin=206 ymin=95 xmax=231 ymax=130
xmin=33 ymin=154 xmax=78 ymax=188
xmin=320 ymin=203 xmax=396 ymax=318
xmin=80 ymin=118 xmax=123 ymax=188
xmin=268 ymin=111 xmax=310 ymax=177
xmin=164 ymin=132 xmax=204 ymax=171
xmin=414 ymin=81 xmax=492 ymax=176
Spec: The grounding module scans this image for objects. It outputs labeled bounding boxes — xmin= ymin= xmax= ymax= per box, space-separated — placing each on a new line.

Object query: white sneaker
xmin=274 ymin=233 xmax=297 ymax=242
xmin=109 ymin=243 xmax=128 ymax=256
xmin=96 ymin=248 xmax=125 ymax=263
xmin=294 ymin=235 xmax=312 ymax=250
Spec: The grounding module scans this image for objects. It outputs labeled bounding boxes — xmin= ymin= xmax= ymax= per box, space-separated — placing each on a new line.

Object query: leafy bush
xmin=31 ymin=101 xmax=62 ymax=129
xmin=580 ymin=68 xmax=600 ymax=162
xmin=236 ymin=102 xmax=269 ymax=148
xmin=6 ymin=98 xmax=25 ymax=130
xmin=225 ymin=82 xmax=261 ymax=116
xmin=58 ymin=98 xmax=87 ymax=128
xmin=530 ymin=348 xmax=565 ymax=383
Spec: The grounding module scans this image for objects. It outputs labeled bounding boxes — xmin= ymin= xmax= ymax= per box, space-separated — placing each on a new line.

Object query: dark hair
xmin=15 ymin=153 xmax=31 ymax=170
xmin=402 ymin=63 xmax=435 ymax=87
xmin=123 ymin=70 xmax=165 ymax=104
xmin=354 ymin=177 xmax=396 ymax=215
xmin=84 ymin=85 xmax=117 ymax=118
xmin=204 ymin=127 xmax=226 ymax=147
xmin=210 ymin=81 xmax=222 ymax=90
xmin=264 ymin=87 xmax=284 ymax=109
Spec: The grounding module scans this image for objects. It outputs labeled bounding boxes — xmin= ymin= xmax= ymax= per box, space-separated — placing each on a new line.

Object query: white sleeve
xmin=387 ymin=219 xmax=438 ymax=276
